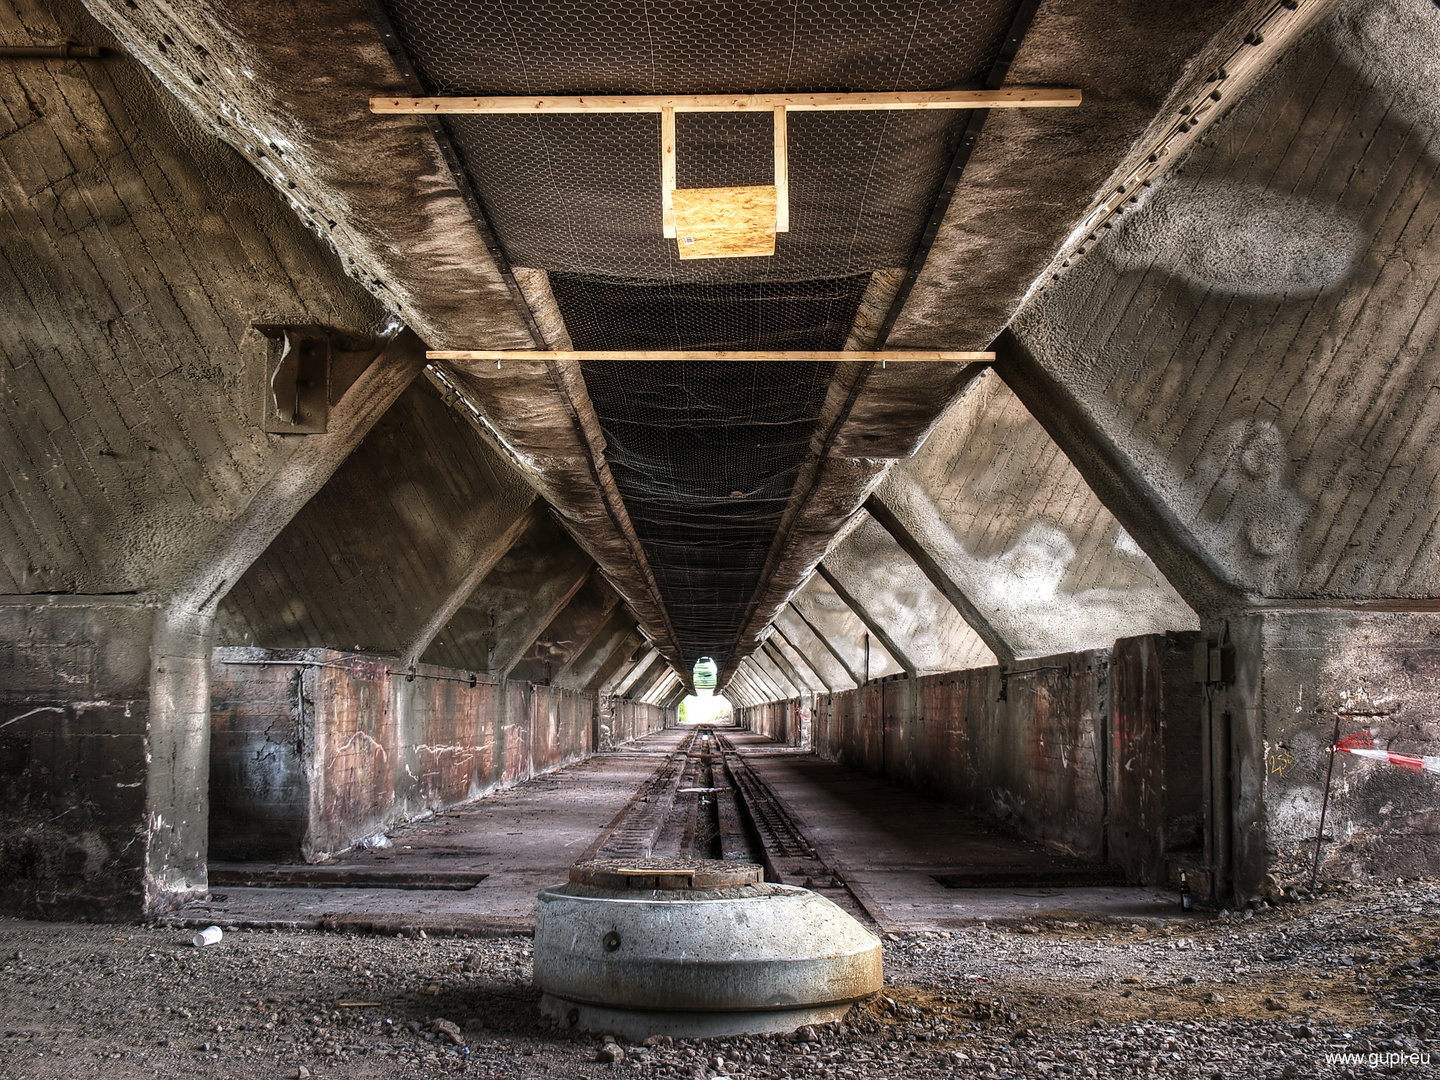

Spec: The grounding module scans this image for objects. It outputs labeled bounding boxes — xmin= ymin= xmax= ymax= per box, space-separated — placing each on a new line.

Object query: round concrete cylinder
xmin=533 ymin=873 xmax=882 ymax=1038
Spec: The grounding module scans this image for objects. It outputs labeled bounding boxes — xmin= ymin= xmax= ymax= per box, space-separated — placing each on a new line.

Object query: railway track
xmin=580 ymin=726 xmax=871 ymax=922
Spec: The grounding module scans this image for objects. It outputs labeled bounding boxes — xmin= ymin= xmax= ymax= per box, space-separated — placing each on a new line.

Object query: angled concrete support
xmin=772 ymin=625 xmax=834 ymax=693
xmin=615 ymin=647 xmax=662 ymax=698
xmin=552 ymin=602 xmax=628 ymax=687
xmin=643 ymin=670 xmax=681 ymax=706
xmin=814 ymin=563 xmax=917 ymax=676
xmin=786 ymin=601 xmax=864 ymax=687
xmin=743 ymin=656 xmax=788 ymax=702
xmin=150 ymin=329 xmax=429 ymax=911
xmin=496 ymin=563 xmax=595 ymax=678
xmin=862 ymin=493 xmax=1017 ymax=666
xmin=584 ymin=625 xmax=645 ymax=694
xmin=992 ymin=329 xmax=1244 ymax=617
xmin=400 ymin=500 xmax=543 ymax=667
xmin=764 ymin=638 xmax=816 ymax=695
xmin=725 ymin=675 xmax=759 ymax=709
xmin=628 ymin=656 xmax=674 ymax=702
xmin=730 ymin=666 xmax=767 ymax=707
xmin=730 ymin=665 xmax=767 ymax=705
xmin=752 ymin=648 xmax=800 ymax=699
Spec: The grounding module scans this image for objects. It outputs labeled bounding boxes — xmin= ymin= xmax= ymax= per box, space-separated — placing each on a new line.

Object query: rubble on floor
xmin=0 ymin=880 xmax=1435 ymax=1079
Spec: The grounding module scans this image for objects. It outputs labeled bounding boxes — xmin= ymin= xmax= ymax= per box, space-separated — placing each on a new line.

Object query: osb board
xmin=672 ymin=185 xmax=776 ymax=259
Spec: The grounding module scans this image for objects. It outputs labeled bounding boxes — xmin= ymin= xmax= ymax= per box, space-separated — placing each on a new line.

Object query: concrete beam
xmin=551 ymin=599 xmax=628 ymax=687
xmin=742 ymin=656 xmax=788 ymax=702
xmin=628 ymin=656 xmax=675 ymax=702
xmin=642 ymin=670 xmax=681 ymax=706
xmin=815 ymin=563 xmax=917 ymax=676
xmin=785 ymin=600 xmax=864 ymax=688
xmin=992 ymin=330 xmax=1244 ymax=617
xmin=729 ymin=665 xmax=765 ymax=705
xmin=507 ymin=573 xmax=620 ymax=685
xmin=152 ymin=329 xmax=429 ymax=910
xmin=752 ymin=647 xmax=801 ymax=699
xmin=771 ymin=625 xmax=835 ymax=693
xmin=615 ymin=648 xmax=662 ymax=698
xmin=400 ymin=500 xmax=542 ymax=666
xmin=863 ymin=493 xmax=1017 ymax=666
xmin=585 ymin=625 xmax=645 ymax=694
xmin=725 ymin=676 xmax=759 ymax=709
xmin=763 ymin=638 xmax=817 ymax=695
xmin=496 ymin=563 xmax=595 ymax=678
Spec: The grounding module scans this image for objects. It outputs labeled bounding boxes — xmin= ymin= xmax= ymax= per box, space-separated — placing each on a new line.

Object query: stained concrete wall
xmin=0 ymin=599 xmax=154 ymax=918
xmin=1214 ymin=610 xmax=1440 ymax=899
xmin=211 ymin=647 xmax=671 ymax=863
xmin=738 ymin=636 xmax=1206 ymax=879
xmin=741 ymin=697 xmax=810 ymax=748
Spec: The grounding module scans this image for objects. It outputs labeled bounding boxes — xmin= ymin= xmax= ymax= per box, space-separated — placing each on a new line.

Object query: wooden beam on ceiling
xmin=371 ymin=88 xmax=1081 ymax=114
xmin=430 ymin=350 xmax=994 ymax=363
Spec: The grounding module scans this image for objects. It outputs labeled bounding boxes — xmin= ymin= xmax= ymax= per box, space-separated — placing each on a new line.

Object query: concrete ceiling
xmin=5 ymin=0 xmax=1436 ymax=702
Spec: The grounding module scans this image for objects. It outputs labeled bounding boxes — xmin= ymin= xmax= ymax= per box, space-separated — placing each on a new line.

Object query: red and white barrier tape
xmin=1333 ymin=731 xmax=1440 ymax=776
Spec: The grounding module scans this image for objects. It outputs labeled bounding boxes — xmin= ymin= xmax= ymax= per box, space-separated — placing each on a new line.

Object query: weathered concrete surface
xmin=822 ymin=516 xmax=995 ymax=675
xmin=219 ymin=378 xmax=536 ymax=659
xmin=892 ymin=0 xmax=1280 ymax=347
xmin=508 ymin=573 xmax=620 ymax=686
xmin=1008 ymin=0 xmax=1440 ymax=608
xmin=211 ymin=647 xmax=672 ymax=864
xmin=421 ymin=512 xmax=594 ymax=676
xmin=80 ymin=0 xmax=529 ymax=349
xmin=533 ymin=880 xmax=881 ymax=1027
xmin=0 ymin=0 xmax=429 ymax=919
xmin=879 ymin=371 xmax=1198 ymax=657
xmin=0 ymin=598 xmax=153 ymax=918
xmin=1108 ymin=633 xmax=1206 ymax=886
xmin=1215 ymin=610 xmax=1440 ymax=899
xmin=789 ymin=575 xmax=903 ymax=686
xmin=182 ymin=729 xmax=690 ymax=935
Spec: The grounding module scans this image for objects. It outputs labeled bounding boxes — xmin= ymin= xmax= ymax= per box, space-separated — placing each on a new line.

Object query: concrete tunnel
xmin=1 ymin=0 xmax=1439 ymax=1073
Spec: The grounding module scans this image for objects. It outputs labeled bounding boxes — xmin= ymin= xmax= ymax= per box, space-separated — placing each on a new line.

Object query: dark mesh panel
xmin=446 ymin=110 xmax=960 ymax=282
xmin=580 ymin=359 xmax=839 ymax=663
xmin=379 ymin=0 xmax=1022 ymax=668
xmin=561 ymin=276 xmax=866 ymax=662
xmin=549 ymin=274 xmax=868 ymax=352
xmin=383 ymin=0 xmax=1021 ymax=282
xmin=384 ymin=0 xmax=1014 ymax=97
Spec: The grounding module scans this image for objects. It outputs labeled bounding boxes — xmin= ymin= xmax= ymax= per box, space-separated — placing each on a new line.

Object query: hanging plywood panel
xmin=672 ymin=184 xmax=777 ymax=259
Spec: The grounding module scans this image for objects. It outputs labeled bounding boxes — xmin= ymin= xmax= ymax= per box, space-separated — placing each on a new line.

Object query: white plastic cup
xmin=192 ymin=925 xmax=223 ymax=947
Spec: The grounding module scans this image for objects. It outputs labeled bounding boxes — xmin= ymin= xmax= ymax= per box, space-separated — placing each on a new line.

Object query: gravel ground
xmin=1 ymin=880 xmax=1436 ymax=1080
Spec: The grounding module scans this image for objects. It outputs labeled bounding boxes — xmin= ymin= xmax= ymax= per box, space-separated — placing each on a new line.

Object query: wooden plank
xmin=773 ymin=106 xmax=789 ymax=233
xmin=370 ymin=88 xmax=1082 ymax=114
xmin=660 ymin=106 xmax=676 ymax=238
xmin=672 ymin=184 xmax=776 ymax=259
xmin=428 ymin=350 xmax=995 ymax=362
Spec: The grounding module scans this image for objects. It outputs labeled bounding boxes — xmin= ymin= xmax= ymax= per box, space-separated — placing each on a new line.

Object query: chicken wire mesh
xmin=380 ymin=0 xmax=1021 ymax=666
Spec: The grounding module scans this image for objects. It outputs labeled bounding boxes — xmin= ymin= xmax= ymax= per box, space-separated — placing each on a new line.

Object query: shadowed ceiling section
xmin=379 ymin=0 xmax=1026 ymax=669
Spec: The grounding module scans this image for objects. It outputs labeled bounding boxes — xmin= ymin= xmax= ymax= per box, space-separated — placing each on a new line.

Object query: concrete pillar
xmin=1202 ymin=609 xmax=1440 ymax=900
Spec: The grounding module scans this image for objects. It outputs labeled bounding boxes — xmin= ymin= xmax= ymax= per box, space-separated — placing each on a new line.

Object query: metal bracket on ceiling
xmin=254 ymin=324 xmax=383 ymax=434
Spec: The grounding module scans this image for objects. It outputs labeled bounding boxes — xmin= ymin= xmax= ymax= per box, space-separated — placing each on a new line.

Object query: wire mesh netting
xmin=578 ymin=357 xmax=839 ymax=662
xmin=383 ymin=0 xmax=1019 ymax=284
xmin=563 ymin=274 xmax=866 ymax=660
xmin=380 ymin=0 xmax=1021 ymax=668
